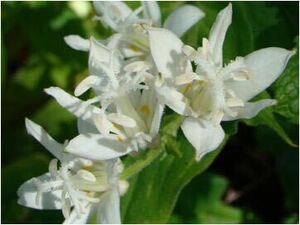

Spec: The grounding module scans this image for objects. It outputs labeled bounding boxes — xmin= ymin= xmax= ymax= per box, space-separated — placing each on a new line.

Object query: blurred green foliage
xmin=2 ymin=1 xmax=298 ymax=224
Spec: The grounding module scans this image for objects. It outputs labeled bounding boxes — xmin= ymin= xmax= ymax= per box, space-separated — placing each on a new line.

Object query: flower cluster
xmin=17 ymin=2 xmax=294 ymax=224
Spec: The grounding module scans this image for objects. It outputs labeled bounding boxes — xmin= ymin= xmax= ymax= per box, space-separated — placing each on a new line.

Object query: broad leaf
xmin=273 ymin=37 xmax=299 ymax=125
xmin=195 ymin=173 xmax=242 ymax=223
xmin=121 ymin=132 xmax=228 ymax=223
xmin=243 ymin=92 xmax=297 ymax=147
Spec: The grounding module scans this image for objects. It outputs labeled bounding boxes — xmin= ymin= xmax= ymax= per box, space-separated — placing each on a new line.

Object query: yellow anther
xmin=87 ymin=192 xmax=94 ymax=197
xmin=129 ymin=44 xmax=140 ymax=52
xmin=116 ymin=136 xmax=123 ymax=142
xmin=183 ymin=83 xmax=192 ymax=95
xmin=83 ymin=165 xmax=92 ymax=171
xmin=140 ymin=105 xmax=150 ymax=114
xmin=197 ymin=80 xmax=204 ymax=85
xmin=112 ymin=123 xmax=121 ymax=130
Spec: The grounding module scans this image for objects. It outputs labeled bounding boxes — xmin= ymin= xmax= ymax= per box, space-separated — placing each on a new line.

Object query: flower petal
xmin=181 ymin=117 xmax=225 ymax=161
xmin=96 ymin=187 xmax=121 ymax=224
xmin=89 ymin=37 xmax=122 ymax=76
xmin=63 ymin=204 xmax=93 ymax=224
xmin=65 ymin=134 xmax=131 ymax=160
xmin=93 ymin=1 xmax=132 ymax=19
xmin=64 ymin=35 xmax=89 ymax=51
xmin=107 ymin=113 xmax=137 ymax=128
xmin=45 ymin=87 xmax=101 ymax=124
xmin=163 ymin=5 xmax=205 ymax=37
xmin=74 ymin=75 xmax=100 ymax=97
xmin=77 ymin=119 xmax=98 ymax=134
xmin=142 ymin=1 xmax=161 ymax=26
xmin=149 ymin=28 xmax=191 ymax=79
xmin=208 ymin=3 xmax=232 ymax=67
xmin=223 ymin=99 xmax=277 ymax=121
xmin=156 ymin=85 xmax=191 ymax=116
xmin=17 ymin=173 xmax=63 ymax=210
xmin=149 ymin=102 xmax=165 ymax=138
xmin=93 ymin=1 xmax=132 ymax=30
xmin=226 ymin=47 xmax=295 ymax=101
xmin=25 ymin=118 xmax=64 ymax=161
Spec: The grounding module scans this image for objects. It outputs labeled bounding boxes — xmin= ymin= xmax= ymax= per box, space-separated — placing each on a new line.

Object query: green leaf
xmin=243 ymin=92 xmax=297 ymax=147
xmin=255 ymin=125 xmax=299 ymax=213
xmin=121 ymin=134 xmax=229 ymax=223
xmin=195 ymin=173 xmax=243 ymax=223
xmin=173 ymin=172 xmax=243 ymax=223
xmin=273 ymin=37 xmax=299 ymax=124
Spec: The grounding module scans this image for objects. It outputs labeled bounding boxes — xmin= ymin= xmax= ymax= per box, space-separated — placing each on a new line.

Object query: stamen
xmin=182 ymin=83 xmax=192 ymax=95
xmin=74 ymin=75 xmax=100 ymax=97
xmin=182 ymin=45 xmax=196 ymax=58
xmin=212 ymin=110 xmax=224 ymax=126
xmin=92 ymin=113 xmax=113 ymax=135
xmin=62 ymin=191 xmax=71 ymax=219
xmin=77 ymin=170 xmax=97 ymax=182
xmin=139 ymin=105 xmax=150 ymax=115
xmin=108 ymin=113 xmax=137 ymax=128
xmin=49 ymin=159 xmax=58 ymax=177
xmin=227 ymin=97 xmax=244 ymax=107
xmin=232 ymin=71 xmax=250 ymax=81
xmin=221 ymin=57 xmax=248 ymax=80
xmin=119 ymin=180 xmax=129 ymax=196
xmin=175 ymin=72 xmax=199 ymax=86
xmin=124 ymin=61 xmax=150 ymax=73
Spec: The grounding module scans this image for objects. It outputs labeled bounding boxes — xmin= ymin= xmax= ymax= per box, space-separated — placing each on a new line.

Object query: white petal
xmin=64 ymin=35 xmax=89 ymax=51
xmin=118 ymin=180 xmax=129 ymax=196
xmin=226 ymin=47 xmax=295 ymax=101
xmin=106 ymin=33 xmax=122 ymax=49
xmin=149 ymin=28 xmax=191 ymax=79
xmin=223 ymin=99 xmax=277 ymax=121
xmin=156 ymin=85 xmax=191 ymax=116
xmin=74 ymin=75 xmax=100 ymax=97
xmin=63 ymin=204 xmax=93 ymax=224
xmin=93 ymin=113 xmax=115 ymax=135
xmin=96 ymin=187 xmax=121 ymax=224
xmin=142 ymin=1 xmax=161 ymax=26
xmin=17 ymin=173 xmax=63 ymax=210
xmin=77 ymin=119 xmax=98 ymax=134
xmin=163 ymin=5 xmax=205 ymax=37
xmin=124 ymin=61 xmax=150 ymax=73
xmin=175 ymin=72 xmax=199 ymax=85
xmin=93 ymin=1 xmax=132 ymax=30
xmin=107 ymin=113 xmax=137 ymax=128
xmin=208 ymin=3 xmax=232 ymax=67
xmin=66 ymin=134 xmax=131 ymax=160
xmin=94 ymin=1 xmax=132 ymax=20
xmin=25 ymin=118 xmax=64 ymax=161
xmin=45 ymin=87 xmax=101 ymax=124
xmin=89 ymin=37 xmax=122 ymax=76
xmin=226 ymin=97 xmax=244 ymax=107
xmin=149 ymin=102 xmax=164 ymax=138
xmin=181 ymin=117 xmax=225 ymax=161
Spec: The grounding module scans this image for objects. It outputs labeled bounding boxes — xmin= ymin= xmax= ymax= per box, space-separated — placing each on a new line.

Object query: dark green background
xmin=2 ymin=2 xmax=299 ymax=223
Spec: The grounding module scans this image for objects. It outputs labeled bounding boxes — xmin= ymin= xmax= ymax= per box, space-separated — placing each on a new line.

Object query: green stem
xmin=121 ymin=147 xmax=164 ymax=180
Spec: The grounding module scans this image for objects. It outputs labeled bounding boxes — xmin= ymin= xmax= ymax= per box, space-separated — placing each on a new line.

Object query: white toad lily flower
xmin=45 ymin=38 xmax=164 ymax=161
xmin=64 ymin=1 xmax=204 ymax=59
xmin=17 ymin=119 xmax=128 ymax=224
xmin=149 ymin=4 xmax=294 ymax=161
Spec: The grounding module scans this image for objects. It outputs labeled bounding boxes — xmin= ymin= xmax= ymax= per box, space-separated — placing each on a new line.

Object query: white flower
xmin=45 ymin=38 xmax=164 ymax=161
xmin=64 ymin=1 xmax=205 ymax=59
xmin=17 ymin=119 xmax=128 ymax=224
xmin=148 ymin=4 xmax=294 ymax=161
